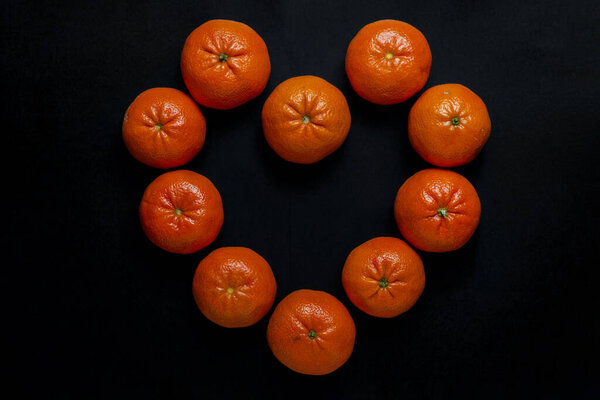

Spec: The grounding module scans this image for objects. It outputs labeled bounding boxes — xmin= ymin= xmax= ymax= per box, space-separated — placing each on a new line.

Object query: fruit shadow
xmin=419 ymin=232 xmax=480 ymax=294
xmin=255 ymin=124 xmax=344 ymax=190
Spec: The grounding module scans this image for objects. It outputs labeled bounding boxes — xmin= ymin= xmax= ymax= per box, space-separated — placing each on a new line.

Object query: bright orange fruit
xmin=267 ymin=289 xmax=356 ymax=375
xmin=346 ymin=20 xmax=432 ymax=105
xmin=394 ymin=169 xmax=481 ymax=252
xmin=408 ymin=84 xmax=491 ymax=167
xmin=139 ymin=170 xmax=224 ymax=254
xmin=342 ymin=237 xmax=425 ymax=318
xmin=262 ymin=75 xmax=351 ymax=164
xmin=192 ymin=247 xmax=276 ymax=328
xmin=122 ymin=87 xmax=206 ymax=168
xmin=181 ymin=19 xmax=271 ymax=110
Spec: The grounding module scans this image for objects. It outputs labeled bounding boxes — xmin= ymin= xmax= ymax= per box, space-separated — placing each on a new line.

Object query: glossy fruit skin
xmin=408 ymin=84 xmax=491 ymax=167
xmin=181 ymin=19 xmax=271 ymax=110
xmin=192 ymin=247 xmax=276 ymax=328
xmin=122 ymin=88 xmax=206 ymax=168
xmin=342 ymin=237 xmax=425 ymax=318
xmin=262 ymin=75 xmax=351 ymax=164
xmin=346 ymin=20 xmax=432 ymax=105
xmin=394 ymin=169 xmax=480 ymax=252
xmin=267 ymin=289 xmax=356 ymax=375
xmin=139 ymin=170 xmax=224 ymax=254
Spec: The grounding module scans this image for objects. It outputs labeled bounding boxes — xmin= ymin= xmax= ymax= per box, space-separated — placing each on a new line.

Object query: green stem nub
xmin=378 ymin=277 xmax=389 ymax=288
xmin=451 ymin=117 xmax=460 ymax=126
xmin=219 ymin=53 xmax=228 ymax=62
xmin=174 ymin=208 xmax=183 ymax=216
xmin=308 ymin=330 xmax=317 ymax=340
xmin=301 ymin=115 xmax=310 ymax=124
xmin=155 ymin=123 xmax=163 ymax=131
xmin=437 ymin=207 xmax=448 ymax=218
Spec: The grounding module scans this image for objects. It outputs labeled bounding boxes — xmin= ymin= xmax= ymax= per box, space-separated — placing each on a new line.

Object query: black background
xmin=4 ymin=0 xmax=599 ymax=398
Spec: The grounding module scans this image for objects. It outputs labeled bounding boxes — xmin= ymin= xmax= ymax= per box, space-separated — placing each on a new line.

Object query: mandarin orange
xmin=262 ymin=75 xmax=351 ymax=164
xmin=408 ymin=84 xmax=491 ymax=167
xmin=193 ymin=247 xmax=276 ymax=328
xmin=122 ymin=87 xmax=206 ymax=168
xmin=181 ymin=19 xmax=270 ymax=110
xmin=394 ymin=169 xmax=481 ymax=252
xmin=139 ymin=170 xmax=224 ymax=254
xmin=342 ymin=237 xmax=425 ymax=318
xmin=267 ymin=289 xmax=355 ymax=375
xmin=346 ymin=20 xmax=431 ymax=105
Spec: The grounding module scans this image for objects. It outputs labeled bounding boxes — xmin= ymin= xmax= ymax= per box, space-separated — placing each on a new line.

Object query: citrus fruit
xmin=261 ymin=75 xmax=351 ymax=164
xmin=181 ymin=19 xmax=271 ymax=110
xmin=408 ymin=83 xmax=491 ymax=167
xmin=139 ymin=170 xmax=224 ymax=254
xmin=192 ymin=247 xmax=276 ymax=328
xmin=267 ymin=289 xmax=356 ymax=375
xmin=122 ymin=87 xmax=206 ymax=168
xmin=394 ymin=169 xmax=481 ymax=252
xmin=345 ymin=19 xmax=432 ymax=105
xmin=342 ymin=237 xmax=425 ymax=318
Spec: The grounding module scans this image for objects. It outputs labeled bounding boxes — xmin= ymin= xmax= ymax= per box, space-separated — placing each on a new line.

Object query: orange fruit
xmin=192 ymin=247 xmax=277 ymax=328
xmin=394 ymin=169 xmax=481 ymax=252
xmin=139 ymin=170 xmax=224 ymax=254
xmin=122 ymin=87 xmax=206 ymax=168
xmin=342 ymin=237 xmax=425 ymax=318
xmin=261 ymin=75 xmax=351 ymax=164
xmin=408 ymin=84 xmax=492 ymax=167
xmin=181 ymin=19 xmax=271 ymax=110
xmin=345 ymin=19 xmax=432 ymax=105
xmin=267 ymin=289 xmax=356 ymax=375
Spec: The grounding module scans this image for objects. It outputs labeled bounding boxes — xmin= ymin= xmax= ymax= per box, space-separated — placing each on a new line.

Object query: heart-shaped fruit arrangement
xmin=122 ymin=18 xmax=491 ymax=375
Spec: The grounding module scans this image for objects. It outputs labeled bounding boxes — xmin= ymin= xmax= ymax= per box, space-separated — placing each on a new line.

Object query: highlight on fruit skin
xmin=266 ymin=289 xmax=356 ymax=375
xmin=261 ymin=75 xmax=352 ymax=164
xmin=342 ymin=236 xmax=425 ymax=318
xmin=345 ymin=19 xmax=432 ymax=105
xmin=408 ymin=83 xmax=491 ymax=167
xmin=180 ymin=19 xmax=271 ymax=110
xmin=192 ymin=247 xmax=277 ymax=328
xmin=122 ymin=87 xmax=206 ymax=169
xmin=139 ymin=170 xmax=224 ymax=254
xmin=394 ymin=168 xmax=481 ymax=252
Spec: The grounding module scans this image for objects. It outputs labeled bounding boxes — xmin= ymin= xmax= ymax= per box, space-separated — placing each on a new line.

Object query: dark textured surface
xmin=4 ymin=0 xmax=599 ymax=398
